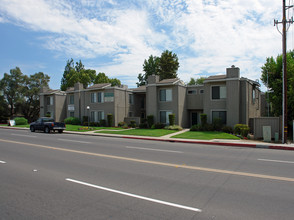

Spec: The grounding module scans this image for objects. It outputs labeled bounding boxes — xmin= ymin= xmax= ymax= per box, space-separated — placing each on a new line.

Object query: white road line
xmin=0 ymin=160 xmax=6 ymax=164
xmin=58 ymin=139 xmax=91 ymax=144
xmin=66 ymin=178 xmax=202 ymax=213
xmin=258 ymin=159 xmax=294 ymax=164
xmin=11 ymin=133 xmax=37 ymax=138
xmin=126 ymin=146 xmax=183 ymax=154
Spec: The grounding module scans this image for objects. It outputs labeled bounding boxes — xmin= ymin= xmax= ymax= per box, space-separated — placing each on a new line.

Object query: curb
xmin=1 ymin=126 xmax=294 ymax=151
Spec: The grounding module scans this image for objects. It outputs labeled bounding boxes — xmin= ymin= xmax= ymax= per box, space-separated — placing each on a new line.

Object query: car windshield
xmin=43 ymin=118 xmax=54 ymax=122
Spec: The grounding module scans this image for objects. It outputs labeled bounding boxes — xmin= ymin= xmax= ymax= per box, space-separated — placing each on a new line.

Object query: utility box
xmin=263 ymin=126 xmax=271 ymax=142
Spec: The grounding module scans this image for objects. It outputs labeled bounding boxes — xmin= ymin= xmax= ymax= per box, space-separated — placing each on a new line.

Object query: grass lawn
xmin=0 ymin=124 xmax=30 ymax=128
xmin=65 ymin=124 xmax=125 ymax=132
xmin=95 ymin=129 xmax=178 ymax=137
xmin=172 ymin=131 xmax=240 ymax=140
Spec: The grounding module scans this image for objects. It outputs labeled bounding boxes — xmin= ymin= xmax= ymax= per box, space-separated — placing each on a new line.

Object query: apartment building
xmin=39 ymin=66 xmax=261 ymax=128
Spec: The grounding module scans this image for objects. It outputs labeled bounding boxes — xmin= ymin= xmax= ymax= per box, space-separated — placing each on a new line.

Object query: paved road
xmin=1 ymin=129 xmax=294 ymax=219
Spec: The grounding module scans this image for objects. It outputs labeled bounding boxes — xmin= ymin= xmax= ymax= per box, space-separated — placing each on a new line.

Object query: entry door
xmin=191 ymin=112 xmax=198 ymax=126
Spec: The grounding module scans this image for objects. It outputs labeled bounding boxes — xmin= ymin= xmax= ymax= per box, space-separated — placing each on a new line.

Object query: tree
xmin=94 ymin=72 xmax=121 ymax=87
xmin=187 ymin=77 xmax=206 ymax=85
xmin=158 ymin=50 xmax=179 ymax=80
xmin=260 ymin=50 xmax=294 ymax=125
xmin=136 ymin=51 xmax=179 ymax=86
xmin=60 ymin=59 xmax=96 ymax=91
xmin=0 ymin=67 xmax=24 ymax=116
xmin=0 ymin=67 xmax=50 ymax=122
xmin=20 ymin=72 xmax=50 ymax=122
xmin=137 ymin=55 xmax=160 ymax=87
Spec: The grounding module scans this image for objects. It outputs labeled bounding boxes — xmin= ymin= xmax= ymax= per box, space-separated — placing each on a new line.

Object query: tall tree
xmin=0 ymin=67 xmax=24 ymax=116
xmin=137 ymin=55 xmax=160 ymax=87
xmin=260 ymin=50 xmax=294 ymax=124
xmin=187 ymin=77 xmax=206 ymax=85
xmin=158 ymin=50 xmax=179 ymax=80
xmin=94 ymin=72 xmax=121 ymax=86
xmin=60 ymin=59 xmax=96 ymax=91
xmin=21 ymin=72 xmax=50 ymax=122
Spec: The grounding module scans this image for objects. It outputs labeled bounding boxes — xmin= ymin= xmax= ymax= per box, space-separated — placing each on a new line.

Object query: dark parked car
xmin=30 ymin=117 xmax=66 ymax=133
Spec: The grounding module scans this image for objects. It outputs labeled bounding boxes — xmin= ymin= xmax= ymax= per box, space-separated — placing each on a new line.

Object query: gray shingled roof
xmin=206 ymin=75 xmax=226 ymax=80
xmin=157 ymin=78 xmax=179 ymax=84
xmin=132 ymin=85 xmax=146 ymax=92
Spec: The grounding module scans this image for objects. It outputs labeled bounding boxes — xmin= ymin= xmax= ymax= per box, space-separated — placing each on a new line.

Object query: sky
xmin=0 ymin=0 xmax=292 ymax=91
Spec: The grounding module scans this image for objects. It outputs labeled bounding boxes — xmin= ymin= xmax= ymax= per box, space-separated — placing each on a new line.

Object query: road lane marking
xmin=58 ymin=138 xmax=91 ymax=144
xmin=66 ymin=178 xmax=202 ymax=212
xmin=0 ymin=160 xmax=6 ymax=164
xmin=11 ymin=133 xmax=37 ymax=138
xmin=258 ymin=159 xmax=294 ymax=164
xmin=1 ymin=138 xmax=294 ymax=182
xmin=126 ymin=146 xmax=183 ymax=153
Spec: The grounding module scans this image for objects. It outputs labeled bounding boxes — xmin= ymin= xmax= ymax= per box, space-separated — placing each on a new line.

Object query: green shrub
xmin=222 ymin=126 xmax=233 ymax=134
xmin=212 ymin=118 xmax=223 ymax=131
xmin=122 ymin=124 xmax=129 ymax=129
xmin=165 ymin=125 xmax=183 ymax=131
xmin=234 ymin=124 xmax=249 ymax=135
xmin=129 ymin=120 xmax=136 ymax=128
xmin=200 ymin=114 xmax=207 ymax=126
xmin=153 ymin=122 xmax=165 ymax=129
xmin=118 ymin=121 xmax=127 ymax=127
xmin=190 ymin=124 xmax=201 ymax=131
xmin=14 ymin=117 xmax=28 ymax=125
xmin=71 ymin=117 xmax=81 ymax=125
xmin=83 ymin=116 xmax=88 ymax=124
xmin=107 ymin=114 xmax=113 ymax=127
xmin=100 ymin=119 xmax=107 ymax=127
xmin=64 ymin=117 xmax=74 ymax=124
xmin=240 ymin=127 xmax=250 ymax=137
xmin=45 ymin=113 xmax=51 ymax=117
xmin=168 ymin=114 xmax=175 ymax=126
xmin=139 ymin=123 xmax=148 ymax=129
xmin=147 ymin=115 xmax=154 ymax=128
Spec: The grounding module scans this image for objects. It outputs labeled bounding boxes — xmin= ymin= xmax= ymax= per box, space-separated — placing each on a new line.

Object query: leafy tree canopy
xmin=0 ymin=67 xmax=50 ymax=121
xmin=137 ymin=50 xmax=179 ymax=87
xmin=94 ymin=72 xmax=121 ymax=87
xmin=60 ymin=59 xmax=96 ymax=91
xmin=187 ymin=77 xmax=206 ymax=85
xmin=260 ymin=50 xmax=294 ymax=123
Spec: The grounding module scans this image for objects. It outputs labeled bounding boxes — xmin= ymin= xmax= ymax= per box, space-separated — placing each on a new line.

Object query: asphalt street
xmin=1 ymin=129 xmax=294 ymax=219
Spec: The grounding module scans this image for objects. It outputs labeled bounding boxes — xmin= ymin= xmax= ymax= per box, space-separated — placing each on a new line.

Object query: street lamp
xmin=87 ymin=106 xmax=90 ymax=129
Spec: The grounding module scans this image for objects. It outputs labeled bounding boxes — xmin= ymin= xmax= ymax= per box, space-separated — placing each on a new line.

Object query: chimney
xmin=226 ymin=65 xmax=240 ymax=79
xmin=147 ymin=74 xmax=159 ymax=84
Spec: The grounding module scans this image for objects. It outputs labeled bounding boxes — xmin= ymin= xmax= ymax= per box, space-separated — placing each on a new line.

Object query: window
xmin=187 ymin=90 xmax=196 ymax=94
xmin=91 ymin=111 xmax=104 ymax=122
xmin=141 ymin=97 xmax=145 ymax=109
xmin=70 ymin=112 xmax=74 ymax=117
xmin=160 ymin=111 xmax=172 ymax=124
xmin=212 ymin=86 xmax=226 ymax=99
xmin=252 ymin=89 xmax=256 ymax=104
xmin=47 ymin=96 xmax=53 ymax=105
xmin=129 ymin=94 xmax=134 ymax=104
xmin=200 ymin=89 xmax=204 ymax=94
xmin=160 ymin=89 xmax=172 ymax=101
xmin=141 ymin=112 xmax=145 ymax=119
xmin=104 ymin=92 xmax=114 ymax=102
xmin=91 ymin=93 xmax=96 ymax=103
xmin=212 ymin=111 xmax=226 ymax=125
xmin=129 ymin=112 xmax=133 ymax=117
xmin=97 ymin=92 xmax=104 ymax=103
xmin=69 ymin=95 xmax=74 ymax=104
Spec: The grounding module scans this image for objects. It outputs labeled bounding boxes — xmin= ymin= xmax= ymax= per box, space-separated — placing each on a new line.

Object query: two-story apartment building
xmin=39 ymin=66 xmax=261 ymax=128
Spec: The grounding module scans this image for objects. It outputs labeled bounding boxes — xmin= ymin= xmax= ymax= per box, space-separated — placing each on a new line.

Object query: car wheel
xmin=30 ymin=126 xmax=35 ymax=132
xmin=44 ymin=127 xmax=50 ymax=133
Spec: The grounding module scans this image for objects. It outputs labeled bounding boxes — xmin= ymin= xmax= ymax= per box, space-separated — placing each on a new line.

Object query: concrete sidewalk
xmin=1 ymin=126 xmax=294 ymax=151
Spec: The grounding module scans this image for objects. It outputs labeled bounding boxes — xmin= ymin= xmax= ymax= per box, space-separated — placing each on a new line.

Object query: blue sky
xmin=0 ymin=0 xmax=290 ymax=90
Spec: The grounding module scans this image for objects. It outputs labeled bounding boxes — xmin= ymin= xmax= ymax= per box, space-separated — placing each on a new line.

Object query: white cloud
xmin=0 ymin=0 xmax=286 ymax=89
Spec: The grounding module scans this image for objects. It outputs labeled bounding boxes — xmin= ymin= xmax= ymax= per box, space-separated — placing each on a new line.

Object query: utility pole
xmin=274 ymin=0 xmax=293 ymax=144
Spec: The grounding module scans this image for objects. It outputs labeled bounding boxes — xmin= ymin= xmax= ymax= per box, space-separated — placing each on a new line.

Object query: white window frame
xmin=159 ymin=110 xmax=172 ymax=124
xmin=91 ymin=93 xmax=97 ymax=103
xmin=159 ymin=89 xmax=172 ymax=102
xmin=211 ymin=85 xmax=226 ymax=100
xmin=104 ymin=92 xmax=114 ymax=102
xmin=187 ymin=90 xmax=197 ymax=95
xmin=97 ymin=92 xmax=104 ymax=103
